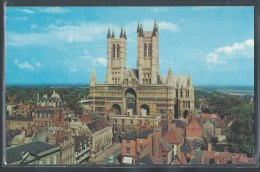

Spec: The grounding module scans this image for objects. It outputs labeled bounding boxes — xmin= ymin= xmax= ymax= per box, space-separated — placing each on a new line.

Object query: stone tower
xmin=105 ymin=28 xmax=127 ymax=84
xmin=137 ymin=21 xmax=159 ymax=84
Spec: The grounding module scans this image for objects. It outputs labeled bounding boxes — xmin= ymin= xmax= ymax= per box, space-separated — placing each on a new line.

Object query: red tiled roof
xmin=162 ymin=130 xmax=182 ymax=144
xmin=186 ymin=118 xmax=203 ymax=138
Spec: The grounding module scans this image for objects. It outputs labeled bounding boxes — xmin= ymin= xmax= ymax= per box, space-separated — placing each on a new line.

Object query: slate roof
xmin=180 ymin=144 xmax=192 ymax=153
xmin=88 ymin=113 xmax=100 ymax=120
xmin=136 ymin=129 xmax=153 ymax=138
xmin=137 ymin=154 xmax=154 ymax=165
xmin=122 ymin=132 xmax=136 ymax=140
xmin=6 ymin=141 xmax=59 ymax=164
xmin=86 ymin=117 xmax=110 ymax=134
xmin=6 ymin=115 xmax=33 ymax=121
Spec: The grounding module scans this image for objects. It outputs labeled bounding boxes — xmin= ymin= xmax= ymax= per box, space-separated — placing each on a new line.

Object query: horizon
xmin=5 ymin=7 xmax=254 ymax=86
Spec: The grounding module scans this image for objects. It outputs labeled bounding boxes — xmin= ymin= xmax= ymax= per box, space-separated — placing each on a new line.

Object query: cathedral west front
xmin=87 ymin=21 xmax=194 ymax=139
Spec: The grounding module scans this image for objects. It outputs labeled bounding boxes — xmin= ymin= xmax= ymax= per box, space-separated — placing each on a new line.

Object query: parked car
xmin=107 ymin=155 xmax=115 ymax=165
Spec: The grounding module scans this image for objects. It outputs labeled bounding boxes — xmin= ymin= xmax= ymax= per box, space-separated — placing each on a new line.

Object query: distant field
xmin=195 ymin=86 xmax=254 ymax=96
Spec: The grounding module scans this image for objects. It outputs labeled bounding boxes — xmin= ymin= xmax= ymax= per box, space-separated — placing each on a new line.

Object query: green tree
xmin=226 ymin=103 xmax=254 ymax=157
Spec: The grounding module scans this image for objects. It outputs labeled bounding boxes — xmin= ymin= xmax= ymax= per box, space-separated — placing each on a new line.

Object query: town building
xmin=31 ymin=109 xmax=63 ymax=129
xmin=73 ymin=136 xmax=91 ymax=164
xmin=36 ymin=90 xmax=62 ymax=108
xmin=6 ymin=141 xmax=60 ymax=165
xmin=86 ymin=116 xmax=113 ymax=158
xmin=57 ymin=136 xmax=75 ymax=165
xmin=86 ymin=21 xmax=195 ymax=140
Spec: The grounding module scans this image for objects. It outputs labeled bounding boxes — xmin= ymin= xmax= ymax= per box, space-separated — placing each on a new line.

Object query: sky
xmin=5 ymin=7 xmax=254 ymax=86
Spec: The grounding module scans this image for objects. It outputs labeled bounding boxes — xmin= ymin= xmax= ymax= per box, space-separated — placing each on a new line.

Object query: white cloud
xmin=30 ymin=24 xmax=38 ymax=30
xmin=7 ymin=22 xmax=113 ymax=47
xmin=205 ymin=53 xmax=226 ymax=64
xmin=142 ymin=20 xmax=179 ymax=32
xmin=20 ymin=9 xmax=35 ymax=14
xmin=40 ymin=7 xmax=68 ymax=14
xmin=205 ymin=39 xmax=254 ymax=64
xmin=94 ymin=57 xmax=107 ymax=66
xmin=14 ymin=59 xmax=41 ymax=70
xmin=15 ymin=17 xmax=28 ymax=21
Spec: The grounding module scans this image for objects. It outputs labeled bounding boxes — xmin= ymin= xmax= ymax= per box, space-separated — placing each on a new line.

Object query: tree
xmin=210 ymin=136 xmax=218 ymax=146
xmin=226 ymin=103 xmax=254 ymax=157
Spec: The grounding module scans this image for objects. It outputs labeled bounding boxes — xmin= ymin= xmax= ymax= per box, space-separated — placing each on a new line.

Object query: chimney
xmin=208 ymin=143 xmax=212 ymax=152
xmin=152 ymin=128 xmax=161 ymax=159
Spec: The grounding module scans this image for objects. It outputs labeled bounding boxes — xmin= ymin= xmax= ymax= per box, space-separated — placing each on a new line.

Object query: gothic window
xmin=122 ymin=119 xmax=125 ymax=124
xmin=144 ymin=43 xmax=147 ymax=57
xmin=130 ymin=120 xmax=133 ymax=124
xmin=148 ymin=43 xmax=152 ymax=57
xmin=117 ymin=44 xmax=120 ymax=59
xmin=112 ymin=44 xmax=116 ymax=59
xmin=180 ymin=90 xmax=183 ymax=97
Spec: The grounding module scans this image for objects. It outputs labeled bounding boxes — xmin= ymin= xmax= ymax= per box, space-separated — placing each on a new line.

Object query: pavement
xmin=89 ymin=143 xmax=121 ymax=165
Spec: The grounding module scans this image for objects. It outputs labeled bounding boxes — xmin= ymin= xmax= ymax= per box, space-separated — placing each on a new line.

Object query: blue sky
xmin=5 ymin=7 xmax=254 ymax=86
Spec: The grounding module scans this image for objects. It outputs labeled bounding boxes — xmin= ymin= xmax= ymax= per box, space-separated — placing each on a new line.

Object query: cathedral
xmin=87 ymin=21 xmax=194 ymax=139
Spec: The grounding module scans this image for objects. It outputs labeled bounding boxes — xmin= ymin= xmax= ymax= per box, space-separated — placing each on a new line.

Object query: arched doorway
xmin=140 ymin=104 xmax=150 ymax=116
xmin=112 ymin=104 xmax=121 ymax=115
xmin=125 ymin=88 xmax=137 ymax=115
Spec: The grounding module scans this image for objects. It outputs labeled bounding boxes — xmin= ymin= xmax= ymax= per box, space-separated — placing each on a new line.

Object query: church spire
xmin=112 ymin=30 xmax=115 ymax=38
xmin=137 ymin=22 xmax=140 ymax=33
xmin=124 ymin=29 xmax=127 ymax=39
xmin=139 ymin=24 xmax=144 ymax=37
xmin=152 ymin=19 xmax=158 ymax=36
xmin=90 ymin=65 xmax=97 ymax=86
xmin=107 ymin=28 xmax=111 ymax=38
xmin=120 ymin=27 xmax=124 ymax=38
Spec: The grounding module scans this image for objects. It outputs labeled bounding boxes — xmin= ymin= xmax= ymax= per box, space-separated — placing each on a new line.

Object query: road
xmin=89 ymin=143 xmax=121 ymax=165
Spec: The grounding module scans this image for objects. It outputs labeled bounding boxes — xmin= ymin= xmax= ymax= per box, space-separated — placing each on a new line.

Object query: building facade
xmin=87 ymin=21 xmax=194 ymax=139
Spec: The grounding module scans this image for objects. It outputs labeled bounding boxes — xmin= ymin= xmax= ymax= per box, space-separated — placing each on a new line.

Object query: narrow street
xmin=89 ymin=143 xmax=121 ymax=165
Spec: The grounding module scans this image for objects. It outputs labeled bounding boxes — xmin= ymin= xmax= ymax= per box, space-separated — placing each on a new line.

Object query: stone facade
xmin=87 ymin=21 xmax=194 ymax=140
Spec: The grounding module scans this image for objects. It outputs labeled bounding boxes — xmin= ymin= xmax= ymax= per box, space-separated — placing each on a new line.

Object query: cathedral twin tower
xmin=105 ymin=21 xmax=159 ymax=85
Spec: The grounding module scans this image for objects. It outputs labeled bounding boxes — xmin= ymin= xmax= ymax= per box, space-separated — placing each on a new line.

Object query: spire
xmin=124 ymin=29 xmax=127 ymax=39
xmin=120 ymin=27 xmax=124 ymax=38
xmin=166 ymin=66 xmax=173 ymax=82
xmin=137 ymin=22 xmax=140 ymax=33
xmin=139 ymin=24 xmax=144 ymax=37
xmin=107 ymin=28 xmax=111 ymax=38
xmin=188 ymin=74 xmax=192 ymax=86
xmin=152 ymin=19 xmax=158 ymax=36
xmin=90 ymin=65 xmax=97 ymax=86
xmin=112 ymin=30 xmax=115 ymax=38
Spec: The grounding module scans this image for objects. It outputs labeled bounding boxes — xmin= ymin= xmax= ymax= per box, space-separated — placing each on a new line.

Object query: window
xmin=39 ymin=160 xmax=42 ymax=165
xmin=122 ymin=126 xmax=125 ymax=133
xmin=127 ymin=140 xmax=130 ymax=144
xmin=112 ymin=44 xmax=116 ymax=59
xmin=148 ymin=43 xmax=152 ymax=57
xmin=46 ymin=157 xmax=50 ymax=164
xmin=117 ymin=44 xmax=120 ymax=59
xmin=144 ymin=43 xmax=147 ymax=57
xmin=114 ymin=119 xmax=117 ymax=124
xmin=53 ymin=155 xmax=57 ymax=164
xmin=126 ymin=147 xmax=130 ymax=154
xmin=122 ymin=119 xmax=125 ymax=124
xmin=130 ymin=120 xmax=133 ymax=124
xmin=139 ymin=145 xmax=143 ymax=151
xmin=163 ymin=155 xmax=167 ymax=159
xmin=139 ymin=120 xmax=142 ymax=124
xmin=114 ymin=126 xmax=118 ymax=133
